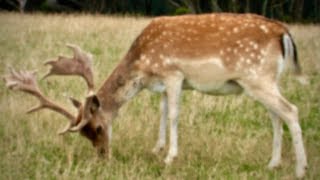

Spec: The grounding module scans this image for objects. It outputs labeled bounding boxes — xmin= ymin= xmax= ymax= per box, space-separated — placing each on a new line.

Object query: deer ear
xmin=69 ymin=97 xmax=82 ymax=109
xmin=87 ymin=95 xmax=100 ymax=114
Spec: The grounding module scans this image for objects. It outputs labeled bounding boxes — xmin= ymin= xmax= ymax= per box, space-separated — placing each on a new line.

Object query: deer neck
xmin=96 ymin=58 xmax=143 ymax=114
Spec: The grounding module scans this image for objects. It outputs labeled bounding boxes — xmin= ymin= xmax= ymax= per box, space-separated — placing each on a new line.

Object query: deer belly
xmin=175 ymin=58 xmax=242 ymax=95
xmin=185 ymin=79 xmax=243 ymax=95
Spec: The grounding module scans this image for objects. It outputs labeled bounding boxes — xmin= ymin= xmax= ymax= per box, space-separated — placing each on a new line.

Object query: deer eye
xmin=90 ymin=107 xmax=95 ymax=114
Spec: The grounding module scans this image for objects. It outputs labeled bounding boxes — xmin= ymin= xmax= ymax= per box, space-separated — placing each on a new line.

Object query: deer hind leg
xmin=152 ymin=93 xmax=168 ymax=154
xmin=268 ymin=111 xmax=283 ymax=169
xmin=240 ymin=81 xmax=307 ymax=178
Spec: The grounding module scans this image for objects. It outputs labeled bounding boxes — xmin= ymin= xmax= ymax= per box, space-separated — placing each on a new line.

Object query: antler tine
xmin=43 ymin=44 xmax=94 ymax=93
xmin=6 ymin=67 xmax=40 ymax=94
xmin=42 ymin=60 xmax=56 ymax=80
xmin=4 ymin=68 xmax=77 ymax=134
xmin=58 ymin=123 xmax=73 ymax=135
xmin=66 ymin=44 xmax=83 ymax=59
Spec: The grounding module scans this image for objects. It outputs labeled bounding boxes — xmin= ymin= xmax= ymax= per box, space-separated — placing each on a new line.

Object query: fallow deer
xmin=4 ymin=13 xmax=308 ymax=178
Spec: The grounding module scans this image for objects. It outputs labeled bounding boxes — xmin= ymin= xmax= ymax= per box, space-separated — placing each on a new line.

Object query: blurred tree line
xmin=0 ymin=0 xmax=319 ymax=22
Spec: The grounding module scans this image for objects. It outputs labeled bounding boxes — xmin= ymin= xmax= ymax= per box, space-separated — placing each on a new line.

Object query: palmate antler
xmin=43 ymin=44 xmax=94 ymax=93
xmin=4 ymin=44 xmax=95 ymax=134
xmin=4 ymin=68 xmax=78 ymax=134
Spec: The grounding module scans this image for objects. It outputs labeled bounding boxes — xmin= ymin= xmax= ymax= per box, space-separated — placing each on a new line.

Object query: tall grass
xmin=0 ymin=13 xmax=319 ymax=179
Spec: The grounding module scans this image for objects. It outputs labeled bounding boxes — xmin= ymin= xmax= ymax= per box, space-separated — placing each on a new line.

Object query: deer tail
xmin=282 ymin=33 xmax=309 ymax=85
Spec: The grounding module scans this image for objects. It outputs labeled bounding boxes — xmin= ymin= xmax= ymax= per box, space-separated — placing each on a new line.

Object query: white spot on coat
xmin=145 ymin=59 xmax=150 ymax=65
xmin=233 ymin=27 xmax=239 ymax=33
xmin=260 ymin=25 xmax=269 ymax=33
xmin=159 ymin=54 xmax=165 ymax=60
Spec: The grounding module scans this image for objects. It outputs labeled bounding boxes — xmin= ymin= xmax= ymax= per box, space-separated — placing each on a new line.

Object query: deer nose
xmin=96 ymin=125 xmax=103 ymax=134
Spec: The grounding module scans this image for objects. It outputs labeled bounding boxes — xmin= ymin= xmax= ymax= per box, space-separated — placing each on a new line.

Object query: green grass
xmin=0 ymin=13 xmax=319 ymax=179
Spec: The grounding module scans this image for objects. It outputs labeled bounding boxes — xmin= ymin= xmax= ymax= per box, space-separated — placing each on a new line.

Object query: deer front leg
xmin=163 ymin=74 xmax=183 ymax=165
xmin=152 ymin=93 xmax=168 ymax=154
xmin=268 ymin=111 xmax=283 ymax=169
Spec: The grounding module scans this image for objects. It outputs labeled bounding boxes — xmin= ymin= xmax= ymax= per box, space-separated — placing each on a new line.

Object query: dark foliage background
xmin=0 ymin=0 xmax=319 ymax=22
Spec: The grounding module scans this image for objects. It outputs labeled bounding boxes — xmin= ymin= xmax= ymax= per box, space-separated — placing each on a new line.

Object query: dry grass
xmin=0 ymin=13 xmax=319 ymax=179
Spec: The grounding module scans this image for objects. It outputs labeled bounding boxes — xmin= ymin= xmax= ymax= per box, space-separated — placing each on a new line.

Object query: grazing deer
xmin=4 ymin=13 xmax=307 ymax=178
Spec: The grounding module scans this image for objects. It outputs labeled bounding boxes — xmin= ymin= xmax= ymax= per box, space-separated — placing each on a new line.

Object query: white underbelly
xmin=174 ymin=57 xmax=242 ymax=95
xmin=146 ymin=78 xmax=243 ymax=95
xmin=146 ymin=57 xmax=243 ymax=95
xmin=184 ymin=79 xmax=243 ymax=95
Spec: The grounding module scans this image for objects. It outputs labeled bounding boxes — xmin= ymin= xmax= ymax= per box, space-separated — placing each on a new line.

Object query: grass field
xmin=0 ymin=13 xmax=319 ymax=179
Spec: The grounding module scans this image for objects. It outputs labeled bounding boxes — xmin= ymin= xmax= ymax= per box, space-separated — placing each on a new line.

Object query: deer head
xmin=4 ymin=44 xmax=109 ymax=157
